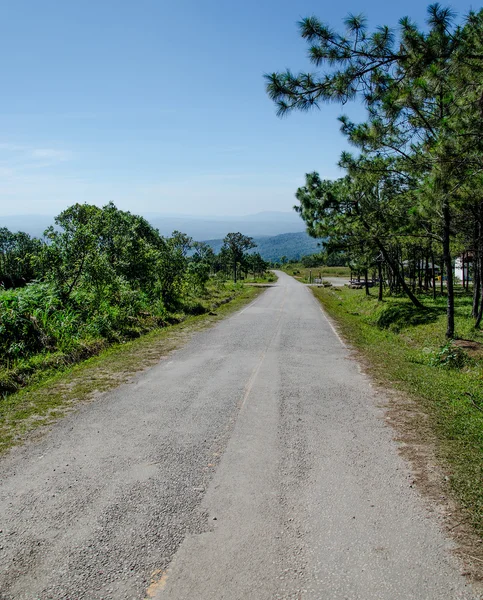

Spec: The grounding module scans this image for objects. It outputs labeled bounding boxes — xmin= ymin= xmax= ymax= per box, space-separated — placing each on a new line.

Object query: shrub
xmin=429 ymin=342 xmax=470 ymax=369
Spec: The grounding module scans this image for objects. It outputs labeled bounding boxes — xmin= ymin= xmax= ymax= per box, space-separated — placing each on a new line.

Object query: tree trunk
xmin=442 ymin=202 xmax=455 ymax=338
xmin=424 ymin=253 xmax=429 ymax=291
xmin=472 ymin=255 xmax=480 ymax=318
xmin=364 ymin=268 xmax=369 ymax=296
xmin=431 ymin=251 xmax=436 ymax=300
xmin=473 ymin=206 xmax=483 ymax=318
xmin=378 ymin=261 xmax=383 ymax=301
xmin=475 ymin=255 xmax=483 ymax=328
xmin=417 ymin=249 xmax=422 ymax=291
xmin=440 ymin=257 xmax=444 ymax=296
xmin=462 ymin=252 xmax=466 ymax=291
xmin=375 ymin=239 xmax=424 ymax=308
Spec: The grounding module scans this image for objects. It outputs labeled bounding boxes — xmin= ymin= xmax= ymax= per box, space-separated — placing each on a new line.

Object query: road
xmin=0 ymin=271 xmax=480 ymax=600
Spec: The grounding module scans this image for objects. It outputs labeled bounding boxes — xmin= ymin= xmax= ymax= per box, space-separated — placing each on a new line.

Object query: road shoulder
xmin=0 ymin=285 xmax=264 ymax=456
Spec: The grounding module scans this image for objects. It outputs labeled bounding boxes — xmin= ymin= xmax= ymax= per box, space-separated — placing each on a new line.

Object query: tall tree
xmin=266 ymin=4 xmax=483 ymax=337
xmin=222 ymin=233 xmax=256 ymax=283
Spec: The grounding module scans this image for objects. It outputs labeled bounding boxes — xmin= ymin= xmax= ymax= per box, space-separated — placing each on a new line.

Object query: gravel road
xmin=0 ymin=271 xmax=481 ymax=600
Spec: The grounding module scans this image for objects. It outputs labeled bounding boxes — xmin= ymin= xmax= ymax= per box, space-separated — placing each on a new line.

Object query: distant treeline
xmin=203 ymin=231 xmax=322 ymax=263
xmin=0 ymin=202 xmax=269 ymax=294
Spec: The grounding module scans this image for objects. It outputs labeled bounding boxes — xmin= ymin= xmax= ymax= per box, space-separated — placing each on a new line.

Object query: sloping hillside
xmin=205 ymin=231 xmax=321 ymax=262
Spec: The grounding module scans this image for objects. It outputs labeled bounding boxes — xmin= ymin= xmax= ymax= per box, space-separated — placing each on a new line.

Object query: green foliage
xmin=266 ymin=5 xmax=483 ymax=337
xmin=0 ymin=203 xmax=259 ymax=396
xmin=0 ymin=227 xmax=43 ymax=288
xmin=222 ymin=232 xmax=256 ymax=282
xmin=187 ymin=241 xmax=214 ymax=293
xmin=429 ymin=343 xmax=470 ymax=369
xmin=374 ymin=303 xmax=441 ymax=332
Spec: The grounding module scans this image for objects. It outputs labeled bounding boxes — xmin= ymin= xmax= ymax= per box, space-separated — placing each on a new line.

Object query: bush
xmin=429 ymin=342 xmax=471 ymax=369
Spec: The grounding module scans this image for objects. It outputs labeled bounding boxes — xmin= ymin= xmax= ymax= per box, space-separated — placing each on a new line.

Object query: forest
xmin=266 ymin=4 xmax=483 ymax=339
xmin=0 ymin=202 xmax=270 ymax=395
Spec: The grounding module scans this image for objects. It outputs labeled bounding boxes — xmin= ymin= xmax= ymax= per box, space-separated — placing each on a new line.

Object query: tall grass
xmin=0 ymin=279 xmax=244 ymax=395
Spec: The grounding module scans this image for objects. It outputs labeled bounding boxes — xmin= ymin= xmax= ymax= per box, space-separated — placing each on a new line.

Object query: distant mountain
xmin=0 ymin=212 xmax=320 ymax=262
xmin=0 ymin=211 xmax=307 ymax=240
xmin=145 ymin=211 xmax=306 ymax=239
xmin=205 ymin=231 xmax=322 ymax=262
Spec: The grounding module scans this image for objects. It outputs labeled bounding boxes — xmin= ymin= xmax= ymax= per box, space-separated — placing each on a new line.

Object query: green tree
xmin=188 ymin=241 xmax=215 ymax=292
xmin=246 ymin=252 xmax=269 ymax=279
xmin=222 ymin=233 xmax=256 ymax=283
xmin=0 ymin=229 xmax=43 ymax=288
xmin=266 ymin=4 xmax=483 ymax=336
xmin=43 ymin=204 xmax=103 ymax=302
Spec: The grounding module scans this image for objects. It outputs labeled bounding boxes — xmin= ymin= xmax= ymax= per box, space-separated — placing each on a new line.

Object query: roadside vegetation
xmin=0 ymin=202 xmax=272 ymax=400
xmin=0 ymin=284 xmax=262 ymax=454
xmin=281 ymin=262 xmax=350 ymax=283
xmin=312 ymin=284 xmax=483 ymax=538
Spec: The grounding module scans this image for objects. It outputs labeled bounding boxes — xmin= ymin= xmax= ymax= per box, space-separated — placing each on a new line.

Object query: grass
xmin=243 ymin=272 xmax=278 ymax=284
xmin=283 ymin=264 xmax=351 ymax=283
xmin=0 ymin=284 xmax=263 ymax=454
xmin=0 ymin=280 xmax=255 ymax=396
xmin=311 ymin=285 xmax=483 ymax=539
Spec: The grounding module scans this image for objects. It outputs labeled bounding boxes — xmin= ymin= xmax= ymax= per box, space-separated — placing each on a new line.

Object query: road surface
xmin=0 ymin=271 xmax=480 ymax=599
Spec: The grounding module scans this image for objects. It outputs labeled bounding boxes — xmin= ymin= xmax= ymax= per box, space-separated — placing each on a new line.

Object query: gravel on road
xmin=0 ymin=271 xmax=481 ymax=600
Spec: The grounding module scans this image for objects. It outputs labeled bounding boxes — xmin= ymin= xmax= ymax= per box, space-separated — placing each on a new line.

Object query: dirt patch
xmin=384 ymin=386 xmax=483 ymax=581
xmin=454 ymin=339 xmax=483 ymax=359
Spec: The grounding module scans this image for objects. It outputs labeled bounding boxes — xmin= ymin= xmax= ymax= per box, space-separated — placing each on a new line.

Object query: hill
xmin=205 ymin=231 xmax=321 ymax=262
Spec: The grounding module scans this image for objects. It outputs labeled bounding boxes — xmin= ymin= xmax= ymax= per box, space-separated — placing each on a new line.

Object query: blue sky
xmin=0 ymin=0 xmax=474 ymax=217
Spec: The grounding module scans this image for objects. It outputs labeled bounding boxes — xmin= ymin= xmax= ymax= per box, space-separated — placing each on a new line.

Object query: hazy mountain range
xmin=206 ymin=232 xmax=321 ymax=262
xmin=0 ymin=211 xmax=320 ymax=261
xmin=0 ymin=211 xmax=307 ymax=240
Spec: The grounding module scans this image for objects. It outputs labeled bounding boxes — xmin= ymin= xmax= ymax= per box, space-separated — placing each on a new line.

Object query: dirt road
xmin=0 ymin=271 xmax=480 ymax=599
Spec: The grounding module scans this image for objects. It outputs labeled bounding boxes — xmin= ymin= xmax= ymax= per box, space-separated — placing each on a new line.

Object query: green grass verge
xmin=311 ymin=286 xmax=483 ymax=537
xmin=0 ymin=284 xmax=263 ymax=455
xmin=243 ymin=272 xmax=278 ymax=284
xmin=0 ymin=281 xmax=254 ymax=396
xmin=283 ymin=265 xmax=350 ymax=282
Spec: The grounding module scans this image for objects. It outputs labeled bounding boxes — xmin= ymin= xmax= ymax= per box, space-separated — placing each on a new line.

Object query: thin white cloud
xmin=0 ymin=142 xmax=74 ymax=172
xmin=31 ymin=148 xmax=72 ymax=162
xmin=0 ymin=143 xmax=26 ymax=152
xmin=0 ymin=167 xmax=14 ymax=177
